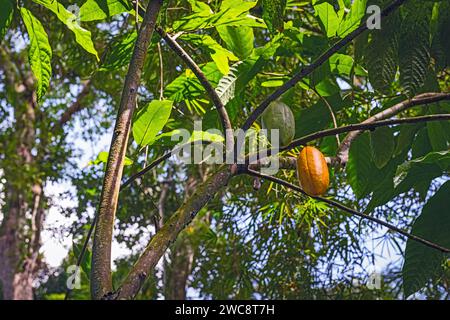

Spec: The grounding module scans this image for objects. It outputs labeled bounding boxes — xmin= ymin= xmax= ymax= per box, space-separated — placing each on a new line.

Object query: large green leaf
xmin=393 ymin=124 xmax=420 ymax=157
xmin=314 ymin=1 xmax=342 ymax=38
xmin=79 ymin=0 xmax=132 ymax=22
xmin=402 ymin=181 xmax=450 ymax=298
xmin=172 ymin=0 xmax=264 ymax=31
xmin=346 ymin=133 xmax=378 ymax=199
xmin=180 ymin=33 xmax=238 ymax=75
xmin=337 ymin=0 xmax=367 ymax=38
xmin=33 ymin=0 xmax=99 ymax=60
xmin=398 ymin=0 xmax=433 ymax=96
xmin=370 ymin=126 xmax=394 ymax=169
xmin=0 ymin=0 xmax=14 ymax=41
xmin=132 ymin=100 xmax=173 ymax=147
xmin=427 ymin=121 xmax=449 ymax=152
xmin=394 ymin=150 xmax=450 ymax=188
xmin=262 ymin=0 xmax=287 ymax=34
xmin=365 ymin=8 xmax=400 ymax=92
xmin=100 ymin=31 xmax=137 ymax=71
xmin=20 ymin=8 xmax=52 ymax=101
xmin=431 ymin=1 xmax=450 ymax=70
xmin=216 ymin=25 xmax=254 ymax=60
xmin=165 ymin=62 xmax=222 ymax=104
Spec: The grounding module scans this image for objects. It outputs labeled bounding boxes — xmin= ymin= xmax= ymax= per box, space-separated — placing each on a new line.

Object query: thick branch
xmin=117 ymin=166 xmax=233 ymax=299
xmin=91 ymin=0 xmax=163 ymax=300
xmin=245 ymin=168 xmax=450 ymax=254
xmin=156 ymin=27 xmax=234 ymax=152
xmin=241 ymin=0 xmax=407 ymax=132
xmin=336 ymin=92 xmax=450 ymax=163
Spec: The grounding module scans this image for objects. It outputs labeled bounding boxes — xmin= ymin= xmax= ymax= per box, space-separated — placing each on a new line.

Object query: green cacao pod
xmin=261 ymin=101 xmax=295 ymax=146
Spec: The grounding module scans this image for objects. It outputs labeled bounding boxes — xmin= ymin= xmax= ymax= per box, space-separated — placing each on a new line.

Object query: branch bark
xmin=241 ymin=0 xmax=407 ymax=132
xmin=117 ymin=166 xmax=233 ymax=299
xmin=91 ymin=0 xmax=163 ymax=300
xmin=245 ymin=169 xmax=450 ymax=254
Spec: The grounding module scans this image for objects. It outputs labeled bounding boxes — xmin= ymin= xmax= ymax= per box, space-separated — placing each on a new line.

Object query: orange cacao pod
xmin=296 ymin=146 xmax=329 ymax=196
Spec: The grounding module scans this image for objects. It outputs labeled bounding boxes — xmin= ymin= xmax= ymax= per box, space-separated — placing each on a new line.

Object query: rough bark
xmin=91 ymin=0 xmax=163 ymax=299
xmin=117 ymin=166 xmax=233 ymax=299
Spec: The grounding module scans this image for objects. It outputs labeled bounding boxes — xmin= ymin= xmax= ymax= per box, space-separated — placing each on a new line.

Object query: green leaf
xmin=100 ymin=31 xmax=137 ymax=71
xmin=88 ymin=151 xmax=133 ymax=166
xmin=398 ymin=1 xmax=433 ymax=96
xmin=262 ymin=0 xmax=287 ymax=34
xmin=79 ymin=0 xmax=132 ymax=22
xmin=402 ymin=181 xmax=450 ymax=298
xmin=0 ymin=0 xmax=14 ymax=41
xmin=179 ymin=33 xmax=238 ymax=74
xmin=365 ymin=9 xmax=400 ymax=92
xmin=346 ymin=133 xmax=378 ymax=199
xmin=216 ymin=25 xmax=254 ymax=60
xmin=165 ymin=62 xmax=222 ymax=104
xmin=431 ymin=1 xmax=450 ymax=70
xmin=173 ymin=0 xmax=263 ymax=31
xmin=370 ymin=126 xmax=394 ymax=169
xmin=337 ymin=0 xmax=367 ymax=38
xmin=132 ymin=100 xmax=173 ymax=147
xmin=314 ymin=1 xmax=341 ymax=38
xmin=394 ymin=124 xmax=420 ymax=157
xmin=427 ymin=121 xmax=449 ymax=152
xmin=20 ymin=8 xmax=52 ymax=101
xmin=394 ymin=150 xmax=450 ymax=188
xmin=33 ymin=0 xmax=99 ymax=60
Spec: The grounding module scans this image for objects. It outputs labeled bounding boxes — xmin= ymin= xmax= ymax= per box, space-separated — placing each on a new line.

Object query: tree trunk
xmin=0 ymin=68 xmax=43 ymax=299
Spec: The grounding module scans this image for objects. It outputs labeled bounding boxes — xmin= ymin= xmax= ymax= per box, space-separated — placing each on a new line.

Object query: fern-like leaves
xmin=398 ymin=1 xmax=433 ymax=96
xmin=215 ymin=62 xmax=242 ymax=106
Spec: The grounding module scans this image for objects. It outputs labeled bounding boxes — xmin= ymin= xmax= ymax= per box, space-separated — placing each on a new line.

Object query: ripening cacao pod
xmin=261 ymin=101 xmax=295 ymax=146
xmin=297 ymin=146 xmax=329 ymax=196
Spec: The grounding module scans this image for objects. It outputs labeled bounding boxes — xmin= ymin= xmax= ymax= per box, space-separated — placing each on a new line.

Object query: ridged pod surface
xmin=297 ymin=146 xmax=329 ymax=196
xmin=261 ymin=101 xmax=295 ymax=146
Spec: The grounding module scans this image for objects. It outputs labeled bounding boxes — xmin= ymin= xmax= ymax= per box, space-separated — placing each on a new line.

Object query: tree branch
xmin=252 ymin=114 xmax=450 ymax=162
xmin=91 ymin=0 xmax=163 ymax=300
xmin=120 ymin=141 xmax=211 ymax=190
xmin=336 ymin=92 xmax=450 ymax=164
xmin=156 ymin=27 xmax=234 ymax=153
xmin=241 ymin=0 xmax=407 ymax=132
xmin=245 ymin=168 xmax=450 ymax=254
xmin=117 ymin=166 xmax=233 ymax=299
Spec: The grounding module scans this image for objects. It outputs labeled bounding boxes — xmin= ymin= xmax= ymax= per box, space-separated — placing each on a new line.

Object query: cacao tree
xmin=0 ymin=0 xmax=449 ymax=300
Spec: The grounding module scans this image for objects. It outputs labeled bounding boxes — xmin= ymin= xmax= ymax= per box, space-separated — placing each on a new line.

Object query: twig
xmin=241 ymin=0 xmax=408 ymax=132
xmin=303 ymin=80 xmax=341 ymax=146
xmin=245 ymin=168 xmax=450 ymax=254
xmin=157 ymin=42 xmax=164 ymax=100
xmin=121 ymin=140 xmax=211 ymax=190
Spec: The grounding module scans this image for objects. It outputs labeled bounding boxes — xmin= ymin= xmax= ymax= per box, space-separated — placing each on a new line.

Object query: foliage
xmin=0 ymin=0 xmax=449 ymax=300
